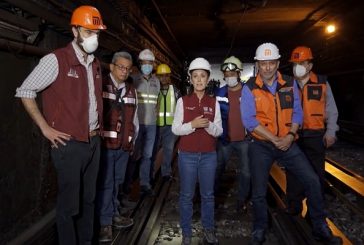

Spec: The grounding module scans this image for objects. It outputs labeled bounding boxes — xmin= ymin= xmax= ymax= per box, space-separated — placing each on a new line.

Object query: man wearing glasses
xmin=96 ymin=51 xmax=138 ymax=242
xmin=214 ymin=56 xmax=250 ymax=213
xmin=15 ymin=6 xmax=106 ymax=245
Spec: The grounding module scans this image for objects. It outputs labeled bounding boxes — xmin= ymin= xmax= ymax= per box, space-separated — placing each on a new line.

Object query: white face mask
xmin=225 ymin=77 xmax=238 ymax=87
xmin=293 ymin=64 xmax=307 ymax=78
xmin=81 ymin=34 xmax=99 ymax=54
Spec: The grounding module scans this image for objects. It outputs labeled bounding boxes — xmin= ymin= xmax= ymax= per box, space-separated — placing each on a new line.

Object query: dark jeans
xmin=51 ymin=136 xmax=100 ymax=245
xmin=153 ymin=125 xmax=177 ymax=177
xmin=286 ymin=136 xmax=326 ymax=208
xmin=97 ymin=147 xmax=129 ymax=226
xmin=249 ymin=140 xmax=326 ymax=231
xmin=215 ymin=140 xmax=250 ymax=201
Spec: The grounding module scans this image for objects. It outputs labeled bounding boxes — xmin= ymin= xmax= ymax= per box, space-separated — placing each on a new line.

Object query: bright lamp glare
xmin=326 ymin=24 xmax=336 ymax=34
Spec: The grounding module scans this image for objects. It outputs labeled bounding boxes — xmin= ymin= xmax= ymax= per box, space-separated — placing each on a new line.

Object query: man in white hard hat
xmin=241 ymin=43 xmax=342 ymax=244
xmin=214 ymin=56 xmax=251 ymax=213
xmin=131 ymin=49 xmax=160 ymax=196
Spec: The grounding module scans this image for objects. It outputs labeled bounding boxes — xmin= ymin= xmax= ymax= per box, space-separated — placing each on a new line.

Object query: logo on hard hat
xmin=264 ymin=49 xmax=272 ymax=56
xmin=292 ymin=52 xmax=300 ymax=59
xmin=93 ymin=17 xmax=101 ymax=25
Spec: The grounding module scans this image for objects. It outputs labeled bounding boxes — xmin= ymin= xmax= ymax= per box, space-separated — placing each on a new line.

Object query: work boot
xmin=99 ymin=225 xmax=112 ymax=243
xmin=181 ymin=236 xmax=192 ymax=245
xmin=204 ymin=229 xmax=218 ymax=244
xmin=284 ymin=201 xmax=302 ymax=216
xmin=236 ymin=199 xmax=248 ymax=214
xmin=140 ymin=185 xmax=155 ymax=197
xmin=313 ymin=224 xmax=343 ymax=245
xmin=112 ymin=215 xmax=134 ymax=229
xmin=250 ymin=229 xmax=265 ymax=245
xmin=121 ymin=197 xmax=137 ymax=209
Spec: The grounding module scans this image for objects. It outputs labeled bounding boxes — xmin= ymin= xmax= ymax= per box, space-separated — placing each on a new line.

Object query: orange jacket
xmin=299 ymin=72 xmax=327 ymax=131
xmin=246 ymin=73 xmax=294 ymax=140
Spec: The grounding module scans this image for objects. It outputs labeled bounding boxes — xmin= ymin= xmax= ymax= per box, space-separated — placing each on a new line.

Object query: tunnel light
xmin=325 ymin=24 xmax=336 ymax=34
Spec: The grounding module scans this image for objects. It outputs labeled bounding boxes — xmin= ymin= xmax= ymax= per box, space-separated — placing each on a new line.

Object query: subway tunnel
xmin=1 ymin=0 xmax=364 ymax=244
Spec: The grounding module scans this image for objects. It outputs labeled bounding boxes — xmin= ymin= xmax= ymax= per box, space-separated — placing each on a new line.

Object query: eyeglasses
xmin=221 ymin=63 xmax=241 ymax=71
xmin=113 ymin=63 xmax=131 ymax=72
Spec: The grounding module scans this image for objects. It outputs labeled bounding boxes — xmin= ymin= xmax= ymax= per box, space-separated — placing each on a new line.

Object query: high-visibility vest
xmin=157 ymin=85 xmax=176 ymax=126
xmin=300 ymin=72 xmax=327 ymax=131
xmin=246 ymin=72 xmax=294 ymax=140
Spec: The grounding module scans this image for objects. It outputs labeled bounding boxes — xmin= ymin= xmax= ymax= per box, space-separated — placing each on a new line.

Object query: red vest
xmin=102 ymin=76 xmax=137 ymax=151
xmin=42 ymin=43 xmax=103 ymax=142
xmin=178 ymin=93 xmax=217 ymax=152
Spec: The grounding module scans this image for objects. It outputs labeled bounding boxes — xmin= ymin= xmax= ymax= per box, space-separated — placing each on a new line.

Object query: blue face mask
xmin=141 ymin=64 xmax=153 ymax=75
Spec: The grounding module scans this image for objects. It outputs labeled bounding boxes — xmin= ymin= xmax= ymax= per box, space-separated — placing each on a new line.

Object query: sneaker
xmin=112 ymin=215 xmax=134 ymax=229
xmin=181 ymin=236 xmax=192 ymax=245
xmin=140 ymin=185 xmax=155 ymax=197
xmin=313 ymin=224 xmax=343 ymax=244
xmin=99 ymin=225 xmax=112 ymax=243
xmin=204 ymin=229 xmax=218 ymax=244
xmin=250 ymin=229 xmax=265 ymax=245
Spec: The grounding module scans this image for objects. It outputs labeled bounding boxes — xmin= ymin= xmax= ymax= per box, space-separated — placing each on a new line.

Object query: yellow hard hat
xmin=156 ymin=64 xmax=171 ymax=74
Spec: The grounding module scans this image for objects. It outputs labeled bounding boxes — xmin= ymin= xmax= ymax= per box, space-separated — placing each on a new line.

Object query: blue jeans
xmin=249 ymin=141 xmax=326 ymax=231
xmin=97 ymin=148 xmax=129 ymax=226
xmin=216 ymin=140 xmax=250 ymax=201
xmin=135 ymin=124 xmax=156 ymax=187
xmin=178 ymin=151 xmax=217 ymax=236
xmin=155 ymin=126 xmax=177 ymax=177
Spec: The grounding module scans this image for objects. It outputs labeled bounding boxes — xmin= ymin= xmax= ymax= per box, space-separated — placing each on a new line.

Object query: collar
xmin=110 ymin=73 xmax=126 ymax=90
xmin=71 ymin=40 xmax=94 ymax=66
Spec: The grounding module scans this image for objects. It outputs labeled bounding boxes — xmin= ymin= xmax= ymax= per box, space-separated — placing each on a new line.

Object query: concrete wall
xmin=0 ymin=50 xmax=57 ymax=242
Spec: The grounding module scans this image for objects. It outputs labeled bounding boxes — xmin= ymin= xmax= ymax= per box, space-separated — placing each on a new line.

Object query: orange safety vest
xmin=102 ymin=76 xmax=137 ymax=151
xmin=246 ymin=73 xmax=294 ymax=140
xmin=300 ymin=72 xmax=327 ymax=131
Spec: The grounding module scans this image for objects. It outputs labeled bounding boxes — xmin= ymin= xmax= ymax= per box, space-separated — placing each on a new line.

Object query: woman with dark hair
xmin=172 ymin=58 xmax=222 ymax=245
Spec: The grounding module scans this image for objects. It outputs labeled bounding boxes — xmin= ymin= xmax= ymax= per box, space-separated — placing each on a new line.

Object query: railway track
xmin=8 ymin=151 xmax=364 ymax=244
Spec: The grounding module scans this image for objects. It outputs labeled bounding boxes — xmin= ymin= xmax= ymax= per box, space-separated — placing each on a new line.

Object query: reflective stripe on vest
xmin=103 ymin=130 xmax=118 ymax=138
xmin=137 ymin=93 xmax=158 ymax=104
xmin=216 ymin=96 xmax=229 ymax=103
xmin=157 ymin=85 xmax=176 ymax=126
xmin=103 ymin=91 xmax=116 ymax=100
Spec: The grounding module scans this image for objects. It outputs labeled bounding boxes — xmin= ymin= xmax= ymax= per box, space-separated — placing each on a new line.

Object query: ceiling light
xmin=325 ymin=24 xmax=336 ymax=34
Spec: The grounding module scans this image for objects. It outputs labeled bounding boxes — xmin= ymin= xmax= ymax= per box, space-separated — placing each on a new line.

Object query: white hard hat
xmin=221 ymin=56 xmax=243 ymax=71
xmin=138 ymin=49 xmax=155 ymax=61
xmin=254 ymin=43 xmax=281 ymax=61
xmin=188 ymin=57 xmax=211 ymax=73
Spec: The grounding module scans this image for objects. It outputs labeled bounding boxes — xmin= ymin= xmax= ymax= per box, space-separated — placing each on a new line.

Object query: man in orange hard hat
xmin=285 ymin=46 xmax=339 ymax=216
xmin=15 ymin=6 xmax=106 ymax=245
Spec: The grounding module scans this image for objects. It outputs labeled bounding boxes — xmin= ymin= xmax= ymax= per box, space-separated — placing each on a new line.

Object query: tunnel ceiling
xmin=0 ymin=0 xmax=363 ymax=72
xmin=139 ymin=0 xmax=364 ymax=67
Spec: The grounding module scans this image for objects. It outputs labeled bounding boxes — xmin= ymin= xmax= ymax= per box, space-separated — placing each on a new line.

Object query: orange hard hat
xmin=290 ymin=46 xmax=313 ymax=62
xmin=70 ymin=6 xmax=107 ymax=30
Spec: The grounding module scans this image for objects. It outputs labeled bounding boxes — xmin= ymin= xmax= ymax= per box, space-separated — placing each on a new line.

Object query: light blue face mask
xmin=141 ymin=64 xmax=153 ymax=75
